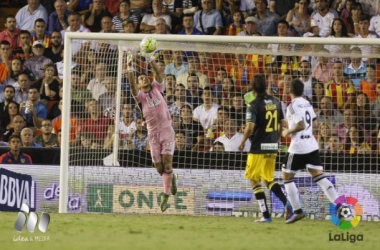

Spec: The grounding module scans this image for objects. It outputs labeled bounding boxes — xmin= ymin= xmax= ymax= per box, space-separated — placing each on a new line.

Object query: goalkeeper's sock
xmin=284 ymin=179 xmax=302 ymax=212
xmin=253 ymin=185 xmax=270 ymax=219
xmin=313 ymin=174 xmax=338 ymax=203
xmin=162 ymin=170 xmax=173 ymax=195
xmin=267 ymin=181 xmax=287 ymax=206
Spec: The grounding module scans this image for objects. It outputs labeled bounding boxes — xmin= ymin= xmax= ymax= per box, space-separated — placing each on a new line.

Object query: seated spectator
xmin=318 ymin=122 xmax=331 ymax=153
xmin=317 ymin=96 xmax=344 ymax=127
xmin=211 ymin=67 xmax=227 ymax=94
xmin=213 ymin=118 xmax=250 ymax=152
xmin=162 ymin=0 xmax=184 ymax=32
xmin=24 ymin=41 xmax=53 ymax=80
xmin=325 ymin=134 xmax=343 ymax=154
xmin=99 ymin=77 xmax=117 ymax=114
xmin=52 ymin=99 xmax=80 ymax=144
xmin=230 ymin=94 xmax=246 ymax=125
xmin=43 ymin=31 xmax=63 ymax=63
xmin=0 ymin=40 xmax=11 ymax=70
xmin=285 ymin=0 xmax=311 ymax=37
xmin=270 ymin=0 xmax=297 ymax=19
xmin=344 ymin=47 xmax=366 ymax=90
xmin=206 ymin=106 xmax=229 ymax=145
xmin=177 ymin=56 xmax=209 ymax=89
xmin=175 ymin=131 xmax=191 ymax=151
xmin=112 ymin=0 xmax=139 ymax=33
xmin=20 ymin=86 xmax=48 ymax=128
xmin=103 ymin=124 xmax=118 ymax=149
xmin=354 ymin=14 xmax=379 ymax=64
xmin=34 ymin=119 xmax=58 ymax=147
xmin=0 ymin=135 xmax=32 ymax=164
xmin=119 ymin=102 xmax=136 ymax=140
xmin=186 ymin=74 xmax=203 ymax=108
xmin=311 ymin=81 xmax=324 ymax=111
xmin=4 ymin=58 xmax=25 ymax=88
xmin=122 ymin=20 xmax=137 ymax=33
xmin=124 ymin=116 xmax=148 ymax=150
xmin=325 ymin=61 xmax=356 ymax=111
xmin=346 ymin=125 xmax=372 ymax=154
xmin=220 ymin=77 xmax=236 ymax=106
xmin=169 ymin=83 xmax=192 ymax=118
xmin=12 ymin=30 xmax=33 ymax=63
xmin=310 ymin=0 xmax=338 ymax=37
xmin=80 ymin=132 xmax=94 ymax=149
xmin=140 ymin=0 xmax=171 ymax=33
xmin=369 ymin=3 xmax=380 ymax=37
xmin=87 ymin=63 xmax=108 ymax=101
xmin=193 ymin=0 xmax=224 ymax=35
xmin=154 ymin=18 xmax=170 ymax=34
xmin=312 ymin=49 xmax=334 ymax=82
xmin=68 ymin=0 xmax=93 ymax=15
xmin=193 ymin=87 xmax=219 ymax=130
xmin=355 ymin=92 xmax=377 ymax=134
xmin=359 ymin=64 xmax=377 ymax=102
xmin=32 ymin=63 xmax=60 ymax=103
xmin=80 ymin=99 xmax=113 ymax=143
xmin=0 ymin=15 xmax=21 ymax=50
xmin=104 ymin=0 xmax=121 ymax=15
xmin=178 ymin=13 xmax=203 ymax=35
xmin=212 ymin=141 xmax=225 ymax=152
xmin=164 ymin=74 xmax=176 ymax=98
xmin=370 ymin=81 xmax=380 ymax=124
xmin=0 ymin=101 xmax=20 ymax=140
xmin=15 ymin=0 xmax=48 ymax=32
xmin=99 ymin=16 xmax=114 ymax=33
xmin=179 ymin=104 xmax=204 ymax=150
xmin=182 ymin=0 xmax=199 ymax=15
xmin=0 ymin=86 xmax=16 ymax=117
xmin=227 ymin=53 xmax=258 ymax=93
xmin=225 ymin=11 xmax=245 ymax=36
xmin=61 ymin=12 xmax=91 ymax=55
xmin=3 ymin=115 xmax=26 ymax=142
xmin=238 ymin=16 xmax=259 ymax=36
xmin=298 ymin=60 xmax=318 ymax=100
xmin=84 ymin=0 xmax=112 ymax=32
xmin=252 ymin=0 xmax=280 ymax=36
xmin=31 ymin=18 xmax=51 ymax=48
xmin=49 ymin=0 xmax=71 ymax=32
xmin=164 ymin=50 xmax=188 ymax=77
xmin=20 ymin=127 xmax=42 ymax=147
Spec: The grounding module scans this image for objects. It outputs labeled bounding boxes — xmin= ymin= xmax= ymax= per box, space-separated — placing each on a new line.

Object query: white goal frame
xmin=59 ymin=33 xmax=380 ymax=213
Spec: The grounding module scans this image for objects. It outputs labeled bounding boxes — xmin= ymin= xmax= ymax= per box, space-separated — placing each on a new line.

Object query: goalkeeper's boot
xmin=285 ymin=201 xmax=294 ymax=221
xmin=160 ymin=194 xmax=169 ymax=212
xmin=254 ymin=217 xmax=272 ymax=223
xmin=286 ymin=212 xmax=306 ymax=224
xmin=171 ymin=173 xmax=178 ymax=196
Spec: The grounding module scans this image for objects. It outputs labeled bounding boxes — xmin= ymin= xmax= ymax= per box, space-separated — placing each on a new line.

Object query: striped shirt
xmin=325 ymin=80 xmax=356 ymax=110
xmin=225 ymin=23 xmax=245 ymax=36
xmin=112 ymin=14 xmax=139 ymax=33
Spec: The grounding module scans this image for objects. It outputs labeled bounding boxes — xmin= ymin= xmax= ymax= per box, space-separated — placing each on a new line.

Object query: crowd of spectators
xmin=1 ymin=0 xmax=380 ymax=164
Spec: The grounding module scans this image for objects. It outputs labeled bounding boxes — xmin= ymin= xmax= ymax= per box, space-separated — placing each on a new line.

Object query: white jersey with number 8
xmin=286 ymin=97 xmax=319 ymax=154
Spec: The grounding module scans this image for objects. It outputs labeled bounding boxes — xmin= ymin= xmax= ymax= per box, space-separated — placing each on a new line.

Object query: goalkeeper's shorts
xmin=244 ymin=153 xmax=277 ymax=182
xmin=148 ymin=127 xmax=175 ymax=163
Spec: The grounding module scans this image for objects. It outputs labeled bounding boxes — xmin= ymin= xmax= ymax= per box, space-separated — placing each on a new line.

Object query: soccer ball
xmin=337 ymin=204 xmax=355 ymax=221
xmin=139 ymin=37 xmax=157 ymax=54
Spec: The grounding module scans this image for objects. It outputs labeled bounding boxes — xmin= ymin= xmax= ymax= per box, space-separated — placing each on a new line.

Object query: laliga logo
xmin=330 ymin=195 xmax=363 ymax=230
xmin=14 ymin=203 xmax=50 ymax=233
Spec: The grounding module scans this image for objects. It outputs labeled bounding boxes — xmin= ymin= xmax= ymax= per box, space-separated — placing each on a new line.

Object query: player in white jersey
xmin=281 ymin=79 xmax=338 ymax=224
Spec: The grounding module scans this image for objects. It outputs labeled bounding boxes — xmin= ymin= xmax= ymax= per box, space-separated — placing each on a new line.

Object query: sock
xmin=267 ymin=181 xmax=287 ymax=206
xmin=162 ymin=170 xmax=173 ymax=195
xmin=284 ymin=180 xmax=302 ymax=213
xmin=313 ymin=174 xmax=338 ymax=203
xmin=253 ymin=185 xmax=270 ymax=219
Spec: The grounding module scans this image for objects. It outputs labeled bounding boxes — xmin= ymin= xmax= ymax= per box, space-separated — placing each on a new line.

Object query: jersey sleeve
xmin=134 ymin=90 xmax=143 ymax=103
xmin=246 ymin=102 xmax=257 ymax=124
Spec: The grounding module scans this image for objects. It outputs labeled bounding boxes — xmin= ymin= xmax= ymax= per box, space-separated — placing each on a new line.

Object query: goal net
xmin=60 ymin=34 xmax=380 ymax=220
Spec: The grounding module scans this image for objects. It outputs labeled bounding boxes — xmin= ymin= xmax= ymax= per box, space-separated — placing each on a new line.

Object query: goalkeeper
xmin=127 ymin=49 xmax=177 ymax=212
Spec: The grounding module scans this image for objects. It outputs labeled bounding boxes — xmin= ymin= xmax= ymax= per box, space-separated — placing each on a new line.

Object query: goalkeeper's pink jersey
xmin=134 ymin=81 xmax=172 ymax=133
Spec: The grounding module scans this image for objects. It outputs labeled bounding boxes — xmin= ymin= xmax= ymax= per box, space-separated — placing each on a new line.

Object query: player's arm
xmin=150 ymin=59 xmax=163 ymax=84
xmin=126 ymin=52 xmax=139 ymax=97
xmin=278 ymin=119 xmax=287 ymax=139
xmin=239 ymin=122 xmax=255 ymax=152
xmin=282 ymin=120 xmax=305 ymax=137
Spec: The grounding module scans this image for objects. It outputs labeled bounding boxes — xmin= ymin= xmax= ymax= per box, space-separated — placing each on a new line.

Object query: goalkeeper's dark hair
xmin=291 ymin=79 xmax=304 ymax=97
xmin=251 ymin=74 xmax=267 ymax=96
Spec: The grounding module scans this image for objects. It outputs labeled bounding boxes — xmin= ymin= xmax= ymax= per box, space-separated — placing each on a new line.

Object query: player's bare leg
xmin=158 ymin=155 xmax=177 ymax=212
xmin=282 ymin=172 xmax=305 ymax=224
xmin=251 ymin=179 xmax=272 ymax=223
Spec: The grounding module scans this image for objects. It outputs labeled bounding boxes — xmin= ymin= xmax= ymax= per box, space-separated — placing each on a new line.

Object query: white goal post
xmin=60 ymin=33 xmax=380 ymax=215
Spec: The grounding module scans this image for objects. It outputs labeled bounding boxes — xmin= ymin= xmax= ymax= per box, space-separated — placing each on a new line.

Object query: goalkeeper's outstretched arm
xmin=126 ymin=52 xmax=139 ymax=97
xmin=150 ymin=59 xmax=163 ymax=84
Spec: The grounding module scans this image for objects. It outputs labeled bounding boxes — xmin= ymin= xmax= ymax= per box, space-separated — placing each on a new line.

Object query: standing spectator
xmin=193 ymin=87 xmax=220 ymax=130
xmin=193 ymin=0 xmax=224 ymax=35
xmin=310 ymin=0 xmax=338 ymax=37
xmin=140 ymin=0 xmax=172 ymax=33
xmin=20 ymin=128 xmax=42 ymax=147
xmin=49 ymin=0 xmax=71 ymax=32
xmin=15 ymin=0 xmax=48 ymax=32
xmin=12 ymin=30 xmax=33 ymax=63
xmin=112 ymin=0 xmax=139 ymax=33
xmin=43 ymin=31 xmax=63 ymax=63
xmin=369 ymin=3 xmax=380 ymax=37
xmin=0 ymin=135 xmax=32 ymax=164
xmin=84 ymin=0 xmax=112 ymax=32
xmin=325 ymin=61 xmax=356 ymax=110
xmin=178 ymin=13 xmax=203 ymax=35
xmin=20 ymin=86 xmax=48 ymax=128
xmin=252 ymin=0 xmax=280 ymax=36
xmin=34 ymin=119 xmax=58 ymax=147
xmin=24 ymin=40 xmax=53 ymax=80
xmin=0 ymin=15 xmax=21 ymax=50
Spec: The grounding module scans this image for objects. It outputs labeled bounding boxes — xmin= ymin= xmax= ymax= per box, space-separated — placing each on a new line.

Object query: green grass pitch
xmin=0 ymin=213 xmax=379 ymax=250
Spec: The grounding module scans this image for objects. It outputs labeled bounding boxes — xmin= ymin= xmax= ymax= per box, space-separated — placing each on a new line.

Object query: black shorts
xmin=281 ymin=150 xmax=323 ymax=173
